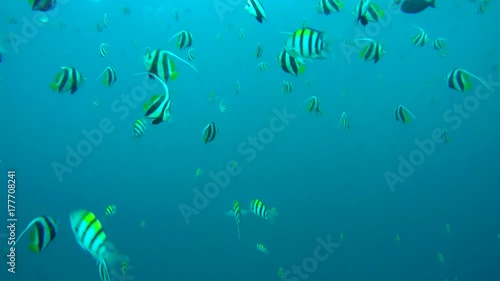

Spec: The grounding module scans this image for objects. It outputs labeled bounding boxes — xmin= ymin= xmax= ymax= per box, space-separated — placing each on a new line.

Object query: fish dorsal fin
xmin=298 ymin=96 xmax=315 ymax=107
xmin=12 ymin=217 xmax=41 ymax=248
xmin=95 ymin=66 xmax=111 ymax=83
xmin=167 ymin=31 xmax=185 ymax=45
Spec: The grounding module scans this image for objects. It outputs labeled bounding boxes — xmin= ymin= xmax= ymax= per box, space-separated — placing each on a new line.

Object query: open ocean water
xmin=1 ymin=0 xmax=500 ymax=281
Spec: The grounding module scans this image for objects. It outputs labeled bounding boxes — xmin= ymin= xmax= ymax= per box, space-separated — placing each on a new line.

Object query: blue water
xmin=1 ymin=0 xmax=500 ymax=281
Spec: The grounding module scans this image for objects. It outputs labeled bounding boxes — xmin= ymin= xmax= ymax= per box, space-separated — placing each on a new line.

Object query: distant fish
xmin=168 ymin=30 xmax=194 ymax=50
xmin=104 ymin=205 xmax=117 ymax=218
xmin=99 ymin=43 xmax=110 ymax=57
xmin=256 ymin=243 xmax=269 ymax=254
xmin=255 ymin=43 xmax=263 ymax=58
xmin=447 ymin=68 xmax=487 ymax=92
xmin=395 ymin=104 xmax=416 ymax=124
xmin=400 ymin=0 xmax=436 ymax=14
xmin=299 ymin=96 xmax=323 ymax=116
xmin=432 ymin=38 xmax=446 ymax=50
xmin=96 ymin=66 xmax=117 ymax=87
xmin=411 ymin=25 xmax=428 ymax=47
xmin=202 ymin=122 xmax=218 ymax=144
xmin=338 ymin=112 xmax=349 ymax=131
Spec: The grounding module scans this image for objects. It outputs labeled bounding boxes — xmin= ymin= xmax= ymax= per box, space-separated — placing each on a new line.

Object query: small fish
xmin=339 ymin=112 xmax=349 ymax=131
xmin=239 ymin=29 xmax=246 ymax=39
xmin=121 ymin=261 xmax=129 ymax=276
xmin=355 ymin=38 xmax=384 ymax=63
xmin=277 ymin=49 xmax=305 ymax=76
xmin=432 ymin=38 xmax=446 ymax=50
xmin=96 ymin=66 xmax=117 ymax=87
xmin=258 ymin=61 xmax=269 ymax=71
xmin=29 ymin=0 xmax=57 ymax=12
xmin=395 ymin=104 xmax=416 ymax=124
xmin=12 ymin=216 xmax=59 ymax=253
xmin=278 ymin=267 xmax=284 ymax=277
xmin=195 ymin=168 xmax=203 ymax=178
xmin=50 ymin=66 xmax=85 ymax=94
xmin=250 ymin=199 xmax=277 ymax=224
xmin=209 ymin=92 xmax=217 ymax=102
xmin=96 ymin=23 xmax=103 ymax=32
xmin=439 ymin=49 xmax=448 ymax=58
xmin=216 ymin=34 xmax=222 ymax=43
xmin=230 ymin=161 xmax=239 ymax=171
xmin=411 ymin=25 xmax=428 ymax=47
xmin=245 ymin=0 xmax=267 ymax=23
xmin=395 ymin=234 xmax=401 ymax=246
xmin=445 ymin=223 xmax=451 ymax=232
xmin=447 ymin=68 xmax=487 ymax=92
xmin=202 ymin=122 xmax=218 ymax=144
xmin=99 ymin=43 xmax=110 ymax=57
xmin=103 ymin=13 xmax=109 ymax=27
xmin=133 ymin=119 xmax=147 ymax=138
xmin=219 ymin=98 xmax=227 ymax=112
xmin=437 ymin=252 xmax=445 ymax=265
xmin=284 ymin=28 xmax=328 ymax=59
xmin=173 ymin=9 xmax=179 ymax=21
xmin=168 ymin=30 xmax=194 ymax=50
xmin=140 ymin=220 xmax=146 ymax=229
xmin=104 ymin=205 xmax=117 ymax=218
xmin=281 ymin=81 xmax=292 ymax=94
xmin=122 ymin=6 xmax=131 ymax=15
xmin=441 ymin=129 xmax=450 ymax=143
xmin=400 ymin=0 xmax=436 ymax=14
xmin=92 ymin=96 xmax=101 ymax=108
xmin=256 ymin=243 xmax=269 ymax=254
xmin=69 ymin=210 xmax=129 ymax=277
xmin=187 ymin=48 xmax=195 ymax=61
xmin=233 ymin=201 xmax=242 ymax=239
xmin=144 ymin=48 xmax=198 ymax=85
xmin=317 ymin=0 xmax=344 ymax=15
xmin=300 ymin=96 xmax=323 ymax=116
xmin=235 ymin=81 xmax=241 ymax=93
xmin=255 ymin=43 xmax=263 ymax=58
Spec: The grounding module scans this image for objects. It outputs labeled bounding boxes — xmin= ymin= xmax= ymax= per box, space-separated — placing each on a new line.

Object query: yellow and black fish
xmin=233 ymin=201 xmax=241 ymax=239
xmin=202 ymin=122 xmax=218 ymax=144
xmin=356 ymin=38 xmax=384 ymax=63
xmin=277 ymin=49 xmax=305 ymax=76
xmin=69 ymin=210 xmax=129 ymax=269
xmin=395 ymin=104 xmax=416 ymax=124
xmin=144 ymin=48 xmax=198 ymax=84
xmin=13 ymin=216 xmax=58 ymax=253
xmin=104 ymin=205 xmax=117 ymax=218
xmin=411 ymin=25 xmax=428 ymax=47
xmin=133 ymin=119 xmax=147 ymax=138
xmin=29 ymin=0 xmax=56 ymax=12
xmin=250 ymin=199 xmax=277 ymax=224
xmin=447 ymin=68 xmax=486 ymax=92
xmin=317 ymin=0 xmax=344 ymax=15
xmin=141 ymin=73 xmax=172 ymax=125
xmin=284 ymin=28 xmax=328 ymax=59
xmin=50 ymin=66 xmax=84 ymax=94
xmin=301 ymin=96 xmax=323 ymax=116
xmin=96 ymin=66 xmax=117 ymax=87
xmin=256 ymin=243 xmax=269 ymax=254
xmin=432 ymin=38 xmax=446 ymax=50
xmin=281 ymin=81 xmax=292 ymax=94
xmin=245 ymin=0 xmax=266 ymax=23
xmin=353 ymin=0 xmax=383 ymax=26
xmin=339 ymin=112 xmax=349 ymax=131
xmin=168 ymin=30 xmax=194 ymax=50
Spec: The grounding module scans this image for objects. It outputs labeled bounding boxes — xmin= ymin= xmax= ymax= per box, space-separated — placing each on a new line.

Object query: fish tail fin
xmin=166 ymin=51 xmax=198 ymax=72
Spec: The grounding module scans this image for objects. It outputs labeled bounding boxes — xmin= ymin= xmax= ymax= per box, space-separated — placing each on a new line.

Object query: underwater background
xmin=1 ymin=0 xmax=500 ymax=281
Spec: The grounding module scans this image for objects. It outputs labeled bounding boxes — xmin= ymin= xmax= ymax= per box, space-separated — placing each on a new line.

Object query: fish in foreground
xmin=447 ymin=68 xmax=487 ymax=92
xmin=202 ymin=122 xmax=218 ymax=144
xmin=50 ymin=67 xmax=85 ymax=94
xmin=395 ymin=104 xmax=416 ymax=124
xmin=69 ymin=209 xmax=129 ymax=280
xmin=245 ymin=0 xmax=266 ymax=23
xmin=13 ymin=216 xmax=58 ymax=253
xmin=29 ymin=0 xmax=57 ymax=12
xmin=143 ymin=48 xmax=198 ymax=84
xmin=283 ymin=28 xmax=329 ymax=59
xmin=277 ymin=49 xmax=305 ymax=76
xmin=400 ymin=0 xmax=436 ymax=14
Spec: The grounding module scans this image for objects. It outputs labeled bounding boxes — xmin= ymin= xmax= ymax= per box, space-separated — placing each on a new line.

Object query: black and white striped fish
xmin=339 ymin=112 xmax=349 ymax=131
xmin=245 ymin=0 xmax=266 ymax=23
xmin=133 ymin=119 xmax=147 ymax=138
xmin=284 ymin=28 xmax=328 ymax=59
xmin=143 ymin=48 xmax=198 ymax=84
xmin=168 ymin=30 xmax=194 ymax=50
xmin=144 ymin=92 xmax=171 ymax=125
xmin=447 ymin=68 xmax=486 ymax=92
xmin=50 ymin=66 xmax=85 ymax=94
xmin=356 ymin=38 xmax=384 ymax=63
xmin=300 ymin=96 xmax=323 ymax=116
xmin=96 ymin=66 xmax=117 ymax=87
xmin=250 ymin=199 xmax=277 ymax=224
xmin=202 ymin=122 xmax=218 ymax=144
xmin=395 ymin=104 xmax=416 ymax=124
xmin=317 ymin=0 xmax=344 ymax=15
xmin=411 ymin=25 xmax=428 ymax=47
xmin=277 ymin=49 xmax=305 ymax=76
xmin=13 ymin=216 xmax=59 ymax=253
